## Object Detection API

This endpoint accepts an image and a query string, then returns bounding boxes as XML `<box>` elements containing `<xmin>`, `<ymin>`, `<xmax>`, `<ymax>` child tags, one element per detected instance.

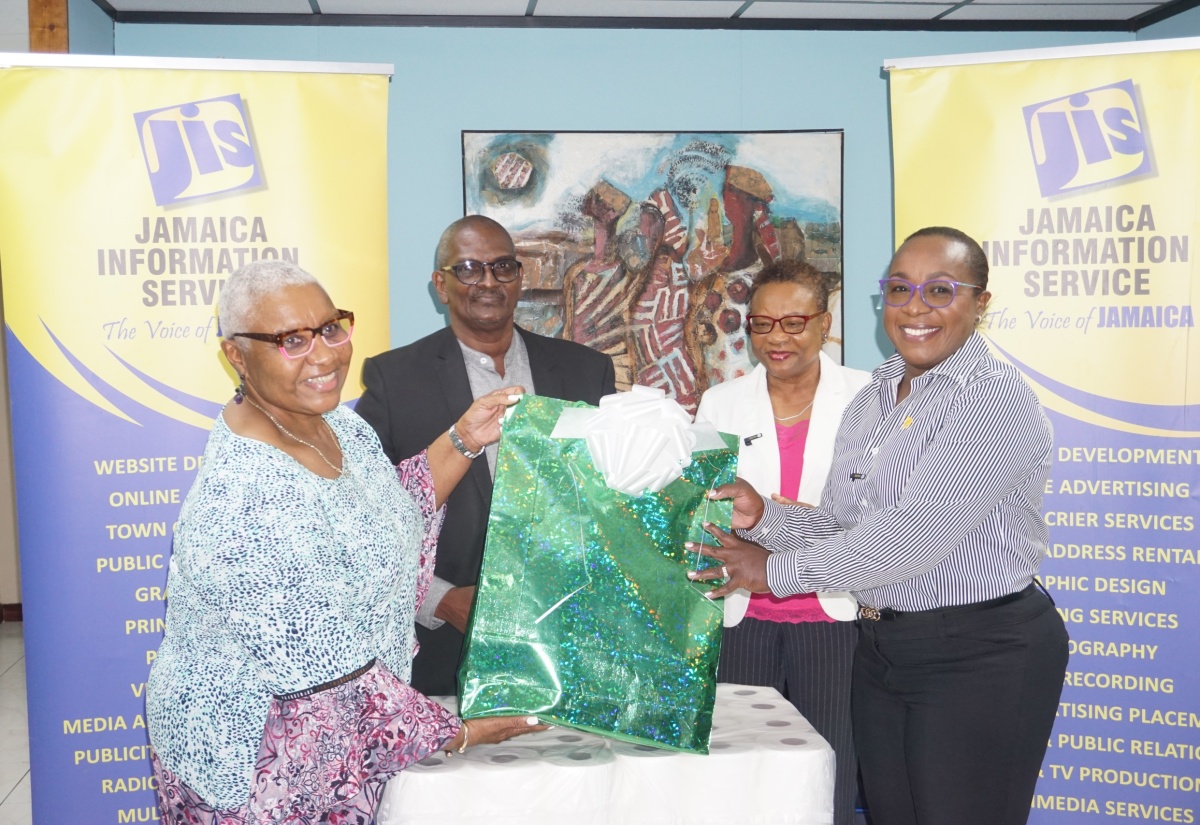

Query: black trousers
<box><xmin>853</xmin><ymin>587</ymin><xmax>1069</xmax><ymax>825</ymax></box>
<box><xmin>719</xmin><ymin>617</ymin><xmax>859</xmax><ymax>825</ymax></box>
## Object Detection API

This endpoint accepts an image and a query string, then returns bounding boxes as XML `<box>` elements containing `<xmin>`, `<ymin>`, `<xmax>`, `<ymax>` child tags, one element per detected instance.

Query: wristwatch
<box><xmin>448</xmin><ymin>424</ymin><xmax>484</xmax><ymax>459</ymax></box>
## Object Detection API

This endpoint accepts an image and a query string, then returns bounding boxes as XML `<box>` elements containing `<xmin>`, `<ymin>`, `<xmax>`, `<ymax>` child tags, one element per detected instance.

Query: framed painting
<box><xmin>463</xmin><ymin>131</ymin><xmax>844</xmax><ymax>414</ymax></box>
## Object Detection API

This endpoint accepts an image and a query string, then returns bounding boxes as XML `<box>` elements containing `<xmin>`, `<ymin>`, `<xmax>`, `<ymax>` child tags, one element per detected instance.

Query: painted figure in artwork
<box><xmin>466</xmin><ymin>132</ymin><xmax>844</xmax><ymax>415</ymax></box>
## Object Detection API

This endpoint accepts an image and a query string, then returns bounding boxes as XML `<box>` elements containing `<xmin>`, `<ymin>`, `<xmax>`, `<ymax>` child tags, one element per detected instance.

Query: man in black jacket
<box><xmin>356</xmin><ymin>215</ymin><xmax>616</xmax><ymax>696</ymax></box>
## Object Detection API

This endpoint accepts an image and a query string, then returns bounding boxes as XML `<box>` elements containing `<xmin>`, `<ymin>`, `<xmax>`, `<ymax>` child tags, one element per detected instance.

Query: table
<box><xmin>376</xmin><ymin>683</ymin><xmax>834</xmax><ymax>825</ymax></box>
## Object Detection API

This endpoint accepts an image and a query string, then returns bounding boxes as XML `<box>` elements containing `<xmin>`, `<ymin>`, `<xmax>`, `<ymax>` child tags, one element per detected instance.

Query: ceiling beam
<box><xmin>92</xmin><ymin>10</ymin><xmax>1136</xmax><ymax>32</ymax></box>
<box><xmin>1129</xmin><ymin>0</ymin><xmax>1200</xmax><ymax>26</ymax></box>
<box><xmin>29</xmin><ymin>0</ymin><xmax>69</xmax><ymax>52</ymax></box>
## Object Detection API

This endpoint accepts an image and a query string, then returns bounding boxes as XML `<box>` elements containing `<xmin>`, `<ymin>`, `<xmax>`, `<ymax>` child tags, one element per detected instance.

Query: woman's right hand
<box><xmin>447</xmin><ymin>716</ymin><xmax>549</xmax><ymax>753</ymax></box>
<box><xmin>455</xmin><ymin>386</ymin><xmax>525</xmax><ymax>453</ymax></box>
<box><xmin>706</xmin><ymin>477</ymin><xmax>766</xmax><ymax>530</ymax></box>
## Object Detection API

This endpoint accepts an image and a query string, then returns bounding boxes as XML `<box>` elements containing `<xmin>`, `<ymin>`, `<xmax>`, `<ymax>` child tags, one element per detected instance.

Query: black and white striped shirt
<box><xmin>746</xmin><ymin>333</ymin><xmax>1053</xmax><ymax>612</ymax></box>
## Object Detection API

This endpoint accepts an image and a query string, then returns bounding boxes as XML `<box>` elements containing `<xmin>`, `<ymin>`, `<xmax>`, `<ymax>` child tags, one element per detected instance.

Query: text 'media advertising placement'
<box><xmin>889</xmin><ymin>39</ymin><xmax>1200</xmax><ymax>823</ymax></box>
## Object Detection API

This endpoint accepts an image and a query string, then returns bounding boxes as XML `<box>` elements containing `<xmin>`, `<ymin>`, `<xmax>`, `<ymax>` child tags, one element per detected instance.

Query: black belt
<box><xmin>274</xmin><ymin>658</ymin><xmax>376</xmax><ymax>702</ymax></box>
<box><xmin>858</xmin><ymin>584</ymin><xmax>1039</xmax><ymax>622</ymax></box>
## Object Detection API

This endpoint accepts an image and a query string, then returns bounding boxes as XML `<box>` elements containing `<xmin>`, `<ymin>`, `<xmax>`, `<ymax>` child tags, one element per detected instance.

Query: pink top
<box><xmin>744</xmin><ymin>418</ymin><xmax>833</xmax><ymax>624</ymax></box>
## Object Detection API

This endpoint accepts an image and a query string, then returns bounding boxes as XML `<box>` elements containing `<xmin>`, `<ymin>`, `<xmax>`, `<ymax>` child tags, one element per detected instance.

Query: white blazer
<box><xmin>695</xmin><ymin>352</ymin><xmax>871</xmax><ymax>627</ymax></box>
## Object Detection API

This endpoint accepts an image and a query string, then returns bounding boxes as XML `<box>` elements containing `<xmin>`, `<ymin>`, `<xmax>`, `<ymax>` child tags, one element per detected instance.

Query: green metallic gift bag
<box><xmin>458</xmin><ymin>394</ymin><xmax>738</xmax><ymax>753</ymax></box>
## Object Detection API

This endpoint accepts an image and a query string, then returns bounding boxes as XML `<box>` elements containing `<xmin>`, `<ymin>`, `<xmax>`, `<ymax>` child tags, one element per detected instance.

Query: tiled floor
<box><xmin>0</xmin><ymin>622</ymin><xmax>30</xmax><ymax>825</ymax></box>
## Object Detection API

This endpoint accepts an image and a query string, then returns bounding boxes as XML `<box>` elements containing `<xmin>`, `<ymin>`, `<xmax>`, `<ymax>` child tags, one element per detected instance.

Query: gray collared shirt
<box><xmin>458</xmin><ymin>331</ymin><xmax>535</xmax><ymax>477</ymax></box>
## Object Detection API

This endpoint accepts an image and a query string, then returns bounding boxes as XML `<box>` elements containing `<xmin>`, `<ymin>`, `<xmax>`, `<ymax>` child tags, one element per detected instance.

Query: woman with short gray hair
<box><xmin>147</xmin><ymin>260</ymin><xmax>545</xmax><ymax>824</ymax></box>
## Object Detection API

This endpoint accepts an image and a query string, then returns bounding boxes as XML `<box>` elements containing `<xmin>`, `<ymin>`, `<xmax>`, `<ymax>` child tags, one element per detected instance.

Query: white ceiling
<box><xmin>92</xmin><ymin>0</ymin><xmax>1194</xmax><ymax>28</ymax></box>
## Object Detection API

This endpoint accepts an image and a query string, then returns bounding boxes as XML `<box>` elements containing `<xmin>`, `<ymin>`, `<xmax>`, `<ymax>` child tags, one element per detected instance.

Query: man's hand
<box><xmin>434</xmin><ymin>585</ymin><xmax>476</xmax><ymax>634</ymax></box>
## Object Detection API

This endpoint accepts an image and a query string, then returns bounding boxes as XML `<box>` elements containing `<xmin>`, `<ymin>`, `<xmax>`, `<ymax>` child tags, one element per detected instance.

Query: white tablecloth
<box><xmin>376</xmin><ymin>683</ymin><xmax>834</xmax><ymax>825</ymax></box>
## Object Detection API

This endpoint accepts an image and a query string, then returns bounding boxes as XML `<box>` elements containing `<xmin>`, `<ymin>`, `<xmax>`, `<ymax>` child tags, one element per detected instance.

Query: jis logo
<box><xmin>134</xmin><ymin>94</ymin><xmax>262</xmax><ymax>206</ymax></box>
<box><xmin>1023</xmin><ymin>80</ymin><xmax>1150</xmax><ymax>198</ymax></box>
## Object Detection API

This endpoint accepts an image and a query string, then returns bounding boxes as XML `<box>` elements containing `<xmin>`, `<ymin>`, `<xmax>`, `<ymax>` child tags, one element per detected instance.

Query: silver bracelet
<box><xmin>448</xmin><ymin>424</ymin><xmax>484</xmax><ymax>459</ymax></box>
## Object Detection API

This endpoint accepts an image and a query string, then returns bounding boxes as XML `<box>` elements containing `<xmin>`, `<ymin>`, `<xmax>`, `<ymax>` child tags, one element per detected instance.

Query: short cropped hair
<box><xmin>434</xmin><ymin>215</ymin><xmax>513</xmax><ymax>269</ymax></box>
<box><xmin>901</xmin><ymin>226</ymin><xmax>989</xmax><ymax>290</ymax></box>
<box><xmin>747</xmin><ymin>259</ymin><xmax>831</xmax><ymax>313</ymax></box>
<box><xmin>219</xmin><ymin>260</ymin><xmax>320</xmax><ymax>347</ymax></box>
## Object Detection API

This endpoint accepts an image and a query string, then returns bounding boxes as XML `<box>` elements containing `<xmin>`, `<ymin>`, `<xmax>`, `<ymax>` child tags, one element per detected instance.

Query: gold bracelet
<box><xmin>445</xmin><ymin>720</ymin><xmax>470</xmax><ymax>756</ymax></box>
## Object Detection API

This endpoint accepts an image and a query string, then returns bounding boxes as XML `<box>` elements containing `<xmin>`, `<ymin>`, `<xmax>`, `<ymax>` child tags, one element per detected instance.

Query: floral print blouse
<box><xmin>147</xmin><ymin>404</ymin><xmax>444</xmax><ymax>808</ymax></box>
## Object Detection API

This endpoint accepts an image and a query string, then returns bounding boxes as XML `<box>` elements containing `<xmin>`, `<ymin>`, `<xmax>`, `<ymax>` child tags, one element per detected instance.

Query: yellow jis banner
<box><xmin>0</xmin><ymin>59</ymin><xmax>391</xmax><ymax>427</ymax></box>
<box><xmin>889</xmin><ymin>40</ymin><xmax>1200</xmax><ymax>822</ymax></box>
<box><xmin>889</xmin><ymin>41</ymin><xmax>1199</xmax><ymax>437</ymax></box>
<box><xmin>0</xmin><ymin>56</ymin><xmax>391</xmax><ymax>825</ymax></box>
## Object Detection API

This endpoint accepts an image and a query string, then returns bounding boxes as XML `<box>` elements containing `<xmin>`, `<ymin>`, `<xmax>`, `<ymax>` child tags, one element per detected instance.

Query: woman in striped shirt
<box><xmin>691</xmin><ymin>227</ymin><xmax>1069</xmax><ymax>825</ymax></box>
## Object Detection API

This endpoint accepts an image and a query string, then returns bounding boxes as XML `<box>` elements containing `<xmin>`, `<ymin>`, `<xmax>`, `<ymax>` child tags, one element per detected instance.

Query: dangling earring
<box><xmin>821</xmin><ymin>333</ymin><xmax>828</xmax><ymax>343</ymax></box>
<box><xmin>234</xmin><ymin>375</ymin><xmax>247</xmax><ymax>404</ymax></box>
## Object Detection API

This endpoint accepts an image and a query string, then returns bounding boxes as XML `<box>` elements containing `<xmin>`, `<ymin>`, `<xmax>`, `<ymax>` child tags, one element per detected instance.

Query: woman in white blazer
<box><xmin>696</xmin><ymin>260</ymin><xmax>870</xmax><ymax>825</ymax></box>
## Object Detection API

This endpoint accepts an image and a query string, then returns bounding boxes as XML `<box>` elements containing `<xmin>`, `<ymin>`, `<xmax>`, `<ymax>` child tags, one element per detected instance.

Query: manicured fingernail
<box><xmin>509</xmin><ymin>394</ymin><xmax>522</xmax><ymax>401</ymax></box>
<box><xmin>684</xmin><ymin>541</ymin><xmax>695</xmax><ymax>549</ymax></box>
<box><xmin>704</xmin><ymin>591</ymin><xmax>715</xmax><ymax>600</ymax></box>
<box><xmin>686</xmin><ymin>571</ymin><xmax>698</xmax><ymax>579</ymax></box>
<box><xmin>526</xmin><ymin>716</ymin><xmax>540</xmax><ymax>726</ymax></box>
<box><xmin>702</xmin><ymin>522</ymin><xmax>712</xmax><ymax>529</ymax></box>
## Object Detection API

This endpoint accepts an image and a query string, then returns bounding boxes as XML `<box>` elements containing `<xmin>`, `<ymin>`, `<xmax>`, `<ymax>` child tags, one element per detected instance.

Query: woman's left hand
<box><xmin>770</xmin><ymin>493</ymin><xmax>812</xmax><ymax>507</ymax></box>
<box><xmin>455</xmin><ymin>386</ymin><xmax>525</xmax><ymax>453</ymax></box>
<box><xmin>447</xmin><ymin>716</ymin><xmax>550</xmax><ymax>754</ymax></box>
<box><xmin>685</xmin><ymin>522</ymin><xmax>772</xmax><ymax>599</ymax></box>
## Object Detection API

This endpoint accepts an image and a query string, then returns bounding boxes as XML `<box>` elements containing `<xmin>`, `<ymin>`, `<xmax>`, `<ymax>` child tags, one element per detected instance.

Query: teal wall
<box><xmin>1138</xmin><ymin>8</ymin><xmax>1200</xmax><ymax>38</ymax></box>
<box><xmin>115</xmin><ymin>24</ymin><xmax>1131</xmax><ymax>369</ymax></box>
<box><xmin>68</xmin><ymin>0</ymin><xmax>113</xmax><ymax>54</ymax></box>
